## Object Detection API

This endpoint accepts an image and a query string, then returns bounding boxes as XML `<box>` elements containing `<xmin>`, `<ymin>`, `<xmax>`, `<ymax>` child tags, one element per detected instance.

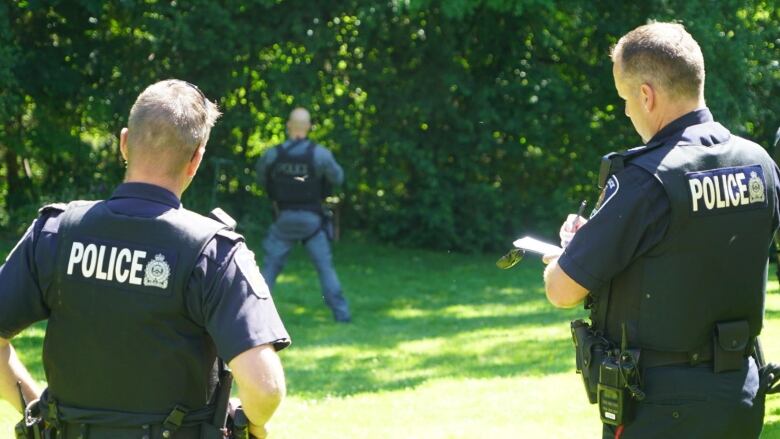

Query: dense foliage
<box><xmin>0</xmin><ymin>0</ymin><xmax>778</xmax><ymax>251</ymax></box>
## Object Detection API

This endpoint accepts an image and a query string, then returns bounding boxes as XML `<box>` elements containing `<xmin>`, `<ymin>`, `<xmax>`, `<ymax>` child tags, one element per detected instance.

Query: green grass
<box><xmin>1</xmin><ymin>233</ymin><xmax>779</xmax><ymax>438</ymax></box>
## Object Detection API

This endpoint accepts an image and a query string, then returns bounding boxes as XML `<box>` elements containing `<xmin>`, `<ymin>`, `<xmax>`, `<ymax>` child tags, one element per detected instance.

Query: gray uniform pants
<box><xmin>262</xmin><ymin>210</ymin><xmax>350</xmax><ymax>321</ymax></box>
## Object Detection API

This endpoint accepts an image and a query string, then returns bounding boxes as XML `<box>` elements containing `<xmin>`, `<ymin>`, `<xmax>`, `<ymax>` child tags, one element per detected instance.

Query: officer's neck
<box><xmin>123</xmin><ymin>171</ymin><xmax>185</xmax><ymax>199</ymax></box>
<box><xmin>649</xmin><ymin>99</ymin><xmax>704</xmax><ymax>141</ymax></box>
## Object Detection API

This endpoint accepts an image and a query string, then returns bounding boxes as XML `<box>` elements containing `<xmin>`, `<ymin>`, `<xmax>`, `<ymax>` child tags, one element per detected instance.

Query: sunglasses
<box><xmin>495</xmin><ymin>248</ymin><xmax>524</xmax><ymax>269</ymax></box>
<box><xmin>183</xmin><ymin>80</ymin><xmax>208</xmax><ymax>107</ymax></box>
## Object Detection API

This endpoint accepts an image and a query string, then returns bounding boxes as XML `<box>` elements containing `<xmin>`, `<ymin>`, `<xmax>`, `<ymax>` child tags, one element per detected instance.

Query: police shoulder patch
<box><xmin>235</xmin><ymin>248</ymin><xmax>270</xmax><ymax>299</ymax></box>
<box><xmin>591</xmin><ymin>174</ymin><xmax>620</xmax><ymax>218</ymax></box>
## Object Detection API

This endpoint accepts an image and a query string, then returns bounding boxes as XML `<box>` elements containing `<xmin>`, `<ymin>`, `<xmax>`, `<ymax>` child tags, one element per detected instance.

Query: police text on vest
<box><xmin>67</xmin><ymin>242</ymin><xmax>147</xmax><ymax>285</ymax></box>
<box><xmin>686</xmin><ymin>165</ymin><xmax>766</xmax><ymax>213</ymax></box>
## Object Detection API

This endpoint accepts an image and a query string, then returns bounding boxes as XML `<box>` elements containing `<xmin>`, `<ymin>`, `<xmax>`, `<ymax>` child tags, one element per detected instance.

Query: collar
<box><xmin>646</xmin><ymin>108</ymin><xmax>715</xmax><ymax>146</ymax></box>
<box><xmin>109</xmin><ymin>182</ymin><xmax>181</xmax><ymax>209</ymax></box>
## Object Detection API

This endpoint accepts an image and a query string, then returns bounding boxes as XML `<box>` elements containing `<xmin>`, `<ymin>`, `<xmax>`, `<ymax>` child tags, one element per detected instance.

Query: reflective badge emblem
<box><xmin>143</xmin><ymin>254</ymin><xmax>171</xmax><ymax>289</ymax></box>
<box><xmin>749</xmin><ymin>171</ymin><xmax>765</xmax><ymax>203</ymax></box>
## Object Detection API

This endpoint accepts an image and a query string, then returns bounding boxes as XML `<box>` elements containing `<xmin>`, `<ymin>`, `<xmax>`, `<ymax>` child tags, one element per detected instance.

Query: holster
<box><xmin>226</xmin><ymin>407</ymin><xmax>250</xmax><ymax>439</ymax></box>
<box><xmin>571</xmin><ymin>319</ymin><xmax>609</xmax><ymax>404</ymax></box>
<box><xmin>713</xmin><ymin>320</ymin><xmax>750</xmax><ymax>373</ymax></box>
<box><xmin>15</xmin><ymin>400</ymin><xmax>45</xmax><ymax>439</ymax></box>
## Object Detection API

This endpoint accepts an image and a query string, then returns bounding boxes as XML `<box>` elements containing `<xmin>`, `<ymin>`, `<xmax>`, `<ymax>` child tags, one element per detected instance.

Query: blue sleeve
<box><xmin>557</xmin><ymin>164</ymin><xmax>670</xmax><ymax>291</ymax></box>
<box><xmin>188</xmin><ymin>238</ymin><xmax>290</xmax><ymax>362</ymax></box>
<box><xmin>316</xmin><ymin>145</ymin><xmax>344</xmax><ymax>186</ymax></box>
<box><xmin>0</xmin><ymin>215</ymin><xmax>55</xmax><ymax>338</ymax></box>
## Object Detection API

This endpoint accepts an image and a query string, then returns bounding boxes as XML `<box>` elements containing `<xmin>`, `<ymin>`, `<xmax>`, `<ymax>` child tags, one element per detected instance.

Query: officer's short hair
<box><xmin>127</xmin><ymin>80</ymin><xmax>221</xmax><ymax>173</ymax></box>
<box><xmin>611</xmin><ymin>22</ymin><xmax>705</xmax><ymax>101</ymax></box>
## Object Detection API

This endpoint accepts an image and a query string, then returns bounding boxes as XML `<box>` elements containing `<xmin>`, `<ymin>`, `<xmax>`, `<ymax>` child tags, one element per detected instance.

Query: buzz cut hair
<box><xmin>611</xmin><ymin>22</ymin><xmax>705</xmax><ymax>101</ymax></box>
<box><xmin>126</xmin><ymin>79</ymin><xmax>221</xmax><ymax>175</ymax></box>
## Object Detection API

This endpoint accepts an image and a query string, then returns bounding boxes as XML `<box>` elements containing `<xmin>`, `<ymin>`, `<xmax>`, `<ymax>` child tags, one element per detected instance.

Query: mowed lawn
<box><xmin>0</xmin><ymin>233</ymin><xmax>778</xmax><ymax>438</ymax></box>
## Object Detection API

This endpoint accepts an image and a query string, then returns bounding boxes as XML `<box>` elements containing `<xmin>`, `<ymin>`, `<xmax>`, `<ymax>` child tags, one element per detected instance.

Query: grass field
<box><xmin>0</xmin><ymin>233</ymin><xmax>778</xmax><ymax>438</ymax></box>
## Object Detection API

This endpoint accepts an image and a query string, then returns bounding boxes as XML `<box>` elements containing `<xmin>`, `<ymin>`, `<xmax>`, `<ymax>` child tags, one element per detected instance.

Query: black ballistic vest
<box><xmin>591</xmin><ymin>124</ymin><xmax>776</xmax><ymax>352</ymax></box>
<box><xmin>268</xmin><ymin>140</ymin><xmax>326</xmax><ymax>211</ymax></box>
<box><xmin>46</xmin><ymin>200</ymin><xmax>235</xmax><ymax>413</ymax></box>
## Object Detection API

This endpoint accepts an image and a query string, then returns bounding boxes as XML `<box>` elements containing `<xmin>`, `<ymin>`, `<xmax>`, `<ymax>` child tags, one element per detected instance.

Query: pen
<box><xmin>577</xmin><ymin>200</ymin><xmax>587</xmax><ymax>220</ymax></box>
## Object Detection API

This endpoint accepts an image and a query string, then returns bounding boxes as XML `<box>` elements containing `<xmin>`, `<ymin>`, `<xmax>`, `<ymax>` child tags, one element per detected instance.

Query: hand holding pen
<box><xmin>559</xmin><ymin>200</ymin><xmax>588</xmax><ymax>248</ymax></box>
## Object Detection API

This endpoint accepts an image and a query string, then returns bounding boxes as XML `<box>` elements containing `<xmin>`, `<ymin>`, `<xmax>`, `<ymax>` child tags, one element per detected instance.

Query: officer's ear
<box><xmin>119</xmin><ymin>128</ymin><xmax>129</xmax><ymax>161</ymax></box>
<box><xmin>186</xmin><ymin>144</ymin><xmax>206</xmax><ymax>177</ymax></box>
<box><xmin>640</xmin><ymin>83</ymin><xmax>655</xmax><ymax>112</ymax></box>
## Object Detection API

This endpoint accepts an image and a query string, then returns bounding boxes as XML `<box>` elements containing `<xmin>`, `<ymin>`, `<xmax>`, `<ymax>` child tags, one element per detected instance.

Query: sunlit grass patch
<box><xmin>0</xmin><ymin>234</ymin><xmax>778</xmax><ymax>437</ymax></box>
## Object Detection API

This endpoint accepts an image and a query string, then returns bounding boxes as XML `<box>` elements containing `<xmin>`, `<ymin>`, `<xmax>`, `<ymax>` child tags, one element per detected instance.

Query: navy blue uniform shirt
<box><xmin>559</xmin><ymin>108</ymin><xmax>780</xmax><ymax>291</ymax></box>
<box><xmin>0</xmin><ymin>182</ymin><xmax>290</xmax><ymax>362</ymax></box>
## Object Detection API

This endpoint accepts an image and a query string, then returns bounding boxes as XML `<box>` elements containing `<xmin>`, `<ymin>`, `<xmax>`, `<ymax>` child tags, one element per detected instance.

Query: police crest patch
<box><xmin>143</xmin><ymin>254</ymin><xmax>171</xmax><ymax>289</ymax></box>
<box><xmin>749</xmin><ymin>171</ymin><xmax>765</xmax><ymax>203</ymax></box>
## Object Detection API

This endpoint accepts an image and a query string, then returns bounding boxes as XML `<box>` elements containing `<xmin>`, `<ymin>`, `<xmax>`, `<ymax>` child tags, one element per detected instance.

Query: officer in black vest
<box><xmin>255</xmin><ymin>108</ymin><xmax>351</xmax><ymax>322</ymax></box>
<box><xmin>542</xmin><ymin>23</ymin><xmax>780</xmax><ymax>438</ymax></box>
<box><xmin>0</xmin><ymin>80</ymin><xmax>290</xmax><ymax>438</ymax></box>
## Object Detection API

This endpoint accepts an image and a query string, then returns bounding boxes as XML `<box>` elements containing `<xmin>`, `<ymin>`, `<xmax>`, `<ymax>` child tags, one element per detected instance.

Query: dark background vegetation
<box><xmin>0</xmin><ymin>0</ymin><xmax>778</xmax><ymax>251</ymax></box>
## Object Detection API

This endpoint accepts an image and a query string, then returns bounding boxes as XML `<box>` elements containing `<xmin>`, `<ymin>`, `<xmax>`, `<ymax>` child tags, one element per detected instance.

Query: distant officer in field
<box><xmin>255</xmin><ymin>108</ymin><xmax>351</xmax><ymax>323</ymax></box>
<box><xmin>543</xmin><ymin>23</ymin><xmax>780</xmax><ymax>438</ymax></box>
<box><xmin>0</xmin><ymin>79</ymin><xmax>290</xmax><ymax>438</ymax></box>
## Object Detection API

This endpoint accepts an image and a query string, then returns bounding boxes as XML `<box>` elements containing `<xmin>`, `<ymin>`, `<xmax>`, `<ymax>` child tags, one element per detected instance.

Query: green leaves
<box><xmin>0</xmin><ymin>1</ymin><xmax>778</xmax><ymax>250</ymax></box>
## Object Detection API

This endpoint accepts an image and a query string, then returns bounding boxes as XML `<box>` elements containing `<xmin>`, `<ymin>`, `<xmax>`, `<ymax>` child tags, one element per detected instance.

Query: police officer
<box><xmin>542</xmin><ymin>23</ymin><xmax>780</xmax><ymax>438</ymax></box>
<box><xmin>255</xmin><ymin>108</ymin><xmax>351</xmax><ymax>322</ymax></box>
<box><xmin>0</xmin><ymin>80</ymin><xmax>290</xmax><ymax>438</ymax></box>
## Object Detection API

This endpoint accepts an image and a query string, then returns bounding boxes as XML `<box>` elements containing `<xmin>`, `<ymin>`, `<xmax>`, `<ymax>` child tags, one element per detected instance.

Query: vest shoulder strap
<box><xmin>208</xmin><ymin>207</ymin><xmax>237</xmax><ymax>230</ymax></box>
<box><xmin>38</xmin><ymin>202</ymin><xmax>68</xmax><ymax>216</ymax></box>
<box><xmin>39</xmin><ymin>200</ymin><xmax>98</xmax><ymax>218</ymax></box>
<box><xmin>597</xmin><ymin>141</ymin><xmax>668</xmax><ymax>189</ymax></box>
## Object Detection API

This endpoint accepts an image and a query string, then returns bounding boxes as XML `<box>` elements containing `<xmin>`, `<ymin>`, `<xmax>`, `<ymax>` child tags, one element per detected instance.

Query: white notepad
<box><xmin>512</xmin><ymin>236</ymin><xmax>562</xmax><ymax>255</ymax></box>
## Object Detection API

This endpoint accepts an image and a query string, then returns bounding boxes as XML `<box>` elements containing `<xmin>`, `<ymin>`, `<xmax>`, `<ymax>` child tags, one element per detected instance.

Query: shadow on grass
<box><xmin>272</xmin><ymin>238</ymin><xmax>582</xmax><ymax>398</ymax></box>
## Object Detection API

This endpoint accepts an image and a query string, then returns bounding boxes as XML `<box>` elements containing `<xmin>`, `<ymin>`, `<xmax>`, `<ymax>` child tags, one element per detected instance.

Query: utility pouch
<box><xmin>714</xmin><ymin>320</ymin><xmax>749</xmax><ymax>373</ymax></box>
<box><xmin>571</xmin><ymin>319</ymin><xmax>608</xmax><ymax>404</ymax></box>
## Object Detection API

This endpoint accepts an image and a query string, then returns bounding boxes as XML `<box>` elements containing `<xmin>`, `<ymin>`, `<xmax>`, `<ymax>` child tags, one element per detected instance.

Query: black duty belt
<box><xmin>640</xmin><ymin>348</ymin><xmax>713</xmax><ymax>369</ymax></box>
<box><xmin>58</xmin><ymin>423</ymin><xmax>202</xmax><ymax>439</ymax></box>
<box><xmin>640</xmin><ymin>340</ymin><xmax>755</xmax><ymax>370</ymax></box>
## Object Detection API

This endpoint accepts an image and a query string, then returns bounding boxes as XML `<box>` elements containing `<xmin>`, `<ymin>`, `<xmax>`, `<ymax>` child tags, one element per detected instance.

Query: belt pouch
<box><xmin>714</xmin><ymin>320</ymin><xmax>749</xmax><ymax>373</ymax></box>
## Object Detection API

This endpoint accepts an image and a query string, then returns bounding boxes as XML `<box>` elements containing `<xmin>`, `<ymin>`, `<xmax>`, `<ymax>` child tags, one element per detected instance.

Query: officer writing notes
<box><xmin>0</xmin><ymin>80</ymin><xmax>290</xmax><ymax>438</ymax></box>
<box><xmin>255</xmin><ymin>108</ymin><xmax>351</xmax><ymax>323</ymax></box>
<box><xmin>543</xmin><ymin>23</ymin><xmax>780</xmax><ymax>438</ymax></box>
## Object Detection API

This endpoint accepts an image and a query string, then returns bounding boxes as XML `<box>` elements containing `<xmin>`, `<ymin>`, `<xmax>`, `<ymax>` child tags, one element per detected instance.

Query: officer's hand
<box><xmin>560</xmin><ymin>214</ymin><xmax>587</xmax><ymax>248</ymax></box>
